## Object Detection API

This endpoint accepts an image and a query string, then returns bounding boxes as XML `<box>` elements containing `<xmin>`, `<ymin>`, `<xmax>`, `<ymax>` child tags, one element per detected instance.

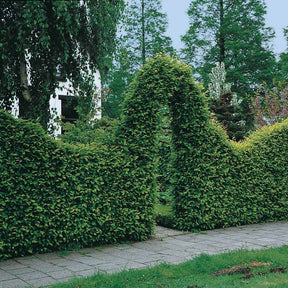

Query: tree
<box><xmin>251</xmin><ymin>81</ymin><xmax>288</xmax><ymax>129</ymax></box>
<box><xmin>0</xmin><ymin>0</ymin><xmax>124</xmax><ymax>131</ymax></box>
<box><xmin>277</xmin><ymin>28</ymin><xmax>288</xmax><ymax>82</ymax></box>
<box><xmin>181</xmin><ymin>0</ymin><xmax>276</xmax><ymax>102</ymax></box>
<box><xmin>208</xmin><ymin>62</ymin><xmax>246</xmax><ymax>140</ymax></box>
<box><xmin>208</xmin><ymin>62</ymin><xmax>231</xmax><ymax>100</ymax></box>
<box><xmin>102</xmin><ymin>0</ymin><xmax>175</xmax><ymax>119</ymax></box>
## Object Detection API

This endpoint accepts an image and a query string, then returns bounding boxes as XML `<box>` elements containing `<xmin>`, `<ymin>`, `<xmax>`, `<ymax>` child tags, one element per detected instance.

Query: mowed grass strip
<box><xmin>45</xmin><ymin>245</ymin><xmax>288</xmax><ymax>288</ymax></box>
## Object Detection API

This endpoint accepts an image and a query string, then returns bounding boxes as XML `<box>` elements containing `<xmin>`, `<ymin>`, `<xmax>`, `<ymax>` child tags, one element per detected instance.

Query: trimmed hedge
<box><xmin>116</xmin><ymin>54</ymin><xmax>288</xmax><ymax>232</ymax></box>
<box><xmin>1</xmin><ymin>54</ymin><xmax>288</xmax><ymax>259</ymax></box>
<box><xmin>0</xmin><ymin>111</ymin><xmax>155</xmax><ymax>260</ymax></box>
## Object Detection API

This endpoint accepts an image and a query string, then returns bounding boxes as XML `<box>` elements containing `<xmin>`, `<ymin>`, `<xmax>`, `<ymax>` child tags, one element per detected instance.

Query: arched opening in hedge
<box><xmin>118</xmin><ymin>54</ymin><xmax>288</xmax><ymax>231</ymax></box>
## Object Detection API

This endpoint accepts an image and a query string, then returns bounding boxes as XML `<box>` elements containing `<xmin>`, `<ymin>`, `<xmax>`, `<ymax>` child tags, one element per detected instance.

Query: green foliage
<box><xmin>276</xmin><ymin>27</ymin><xmax>288</xmax><ymax>82</ymax></box>
<box><xmin>208</xmin><ymin>62</ymin><xmax>247</xmax><ymax>140</ymax></box>
<box><xmin>59</xmin><ymin>117</ymin><xmax>118</xmax><ymax>146</ymax></box>
<box><xmin>0</xmin><ymin>0</ymin><xmax>124</xmax><ymax>129</ymax></box>
<box><xmin>116</xmin><ymin>54</ymin><xmax>288</xmax><ymax>232</ymax></box>
<box><xmin>181</xmin><ymin>0</ymin><xmax>277</xmax><ymax>134</ymax></box>
<box><xmin>103</xmin><ymin>0</ymin><xmax>175</xmax><ymax>119</ymax></box>
<box><xmin>174</xmin><ymin>116</ymin><xmax>288</xmax><ymax>231</ymax></box>
<box><xmin>0</xmin><ymin>110</ymin><xmax>154</xmax><ymax>260</ymax></box>
<box><xmin>155</xmin><ymin>203</ymin><xmax>175</xmax><ymax>228</ymax></box>
<box><xmin>182</xmin><ymin>0</ymin><xmax>276</xmax><ymax>93</ymax></box>
<box><xmin>1</xmin><ymin>54</ymin><xmax>288</xmax><ymax>260</ymax></box>
<box><xmin>210</xmin><ymin>92</ymin><xmax>247</xmax><ymax>141</ymax></box>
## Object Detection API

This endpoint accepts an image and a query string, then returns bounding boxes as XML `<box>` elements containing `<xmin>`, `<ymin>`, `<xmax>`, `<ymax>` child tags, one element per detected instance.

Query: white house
<box><xmin>49</xmin><ymin>71</ymin><xmax>102</xmax><ymax>136</ymax></box>
<box><xmin>12</xmin><ymin>69</ymin><xmax>102</xmax><ymax>137</ymax></box>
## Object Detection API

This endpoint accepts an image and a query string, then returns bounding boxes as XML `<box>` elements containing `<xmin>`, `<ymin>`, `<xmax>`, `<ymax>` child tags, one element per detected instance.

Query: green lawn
<box><xmin>46</xmin><ymin>245</ymin><xmax>288</xmax><ymax>288</ymax></box>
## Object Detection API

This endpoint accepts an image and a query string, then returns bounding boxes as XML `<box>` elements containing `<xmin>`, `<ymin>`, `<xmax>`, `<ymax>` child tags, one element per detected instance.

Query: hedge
<box><xmin>116</xmin><ymin>54</ymin><xmax>288</xmax><ymax>231</ymax></box>
<box><xmin>1</xmin><ymin>54</ymin><xmax>288</xmax><ymax>259</ymax></box>
<box><xmin>0</xmin><ymin>110</ymin><xmax>155</xmax><ymax>260</ymax></box>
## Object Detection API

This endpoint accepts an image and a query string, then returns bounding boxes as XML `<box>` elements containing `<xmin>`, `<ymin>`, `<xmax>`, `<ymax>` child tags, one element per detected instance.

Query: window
<box><xmin>59</xmin><ymin>95</ymin><xmax>78</xmax><ymax>125</ymax></box>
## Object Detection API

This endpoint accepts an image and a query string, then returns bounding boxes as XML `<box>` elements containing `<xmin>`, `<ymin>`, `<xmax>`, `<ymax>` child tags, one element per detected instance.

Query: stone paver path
<box><xmin>1</xmin><ymin>222</ymin><xmax>288</xmax><ymax>288</ymax></box>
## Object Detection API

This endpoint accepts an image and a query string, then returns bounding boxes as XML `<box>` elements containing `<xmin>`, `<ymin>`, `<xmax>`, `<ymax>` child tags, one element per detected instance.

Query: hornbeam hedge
<box><xmin>1</xmin><ymin>55</ymin><xmax>288</xmax><ymax>259</ymax></box>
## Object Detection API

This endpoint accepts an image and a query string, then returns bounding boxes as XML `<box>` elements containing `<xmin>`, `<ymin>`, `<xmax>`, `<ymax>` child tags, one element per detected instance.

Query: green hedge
<box><xmin>0</xmin><ymin>111</ymin><xmax>155</xmax><ymax>260</ymax></box>
<box><xmin>1</xmin><ymin>55</ymin><xmax>288</xmax><ymax>259</ymax></box>
<box><xmin>115</xmin><ymin>54</ymin><xmax>288</xmax><ymax>232</ymax></box>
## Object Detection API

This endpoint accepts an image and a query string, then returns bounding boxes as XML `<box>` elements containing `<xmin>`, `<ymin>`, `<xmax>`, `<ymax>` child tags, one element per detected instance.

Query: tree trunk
<box><xmin>219</xmin><ymin>0</ymin><xmax>225</xmax><ymax>63</ymax></box>
<box><xmin>141</xmin><ymin>0</ymin><xmax>146</xmax><ymax>64</ymax></box>
<box><xmin>19</xmin><ymin>52</ymin><xmax>31</xmax><ymax>103</ymax></box>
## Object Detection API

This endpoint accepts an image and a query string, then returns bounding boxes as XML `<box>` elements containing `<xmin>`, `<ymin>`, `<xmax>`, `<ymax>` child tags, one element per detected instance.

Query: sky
<box><xmin>161</xmin><ymin>0</ymin><xmax>288</xmax><ymax>56</ymax></box>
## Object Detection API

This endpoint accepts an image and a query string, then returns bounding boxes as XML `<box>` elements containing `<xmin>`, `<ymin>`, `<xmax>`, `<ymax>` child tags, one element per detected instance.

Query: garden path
<box><xmin>1</xmin><ymin>222</ymin><xmax>288</xmax><ymax>288</ymax></box>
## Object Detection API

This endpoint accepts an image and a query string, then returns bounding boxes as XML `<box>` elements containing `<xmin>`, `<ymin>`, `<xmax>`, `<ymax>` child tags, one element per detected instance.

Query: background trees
<box><xmin>103</xmin><ymin>0</ymin><xmax>175</xmax><ymax>119</ymax></box>
<box><xmin>181</xmin><ymin>0</ymin><xmax>277</xmax><ymax>135</ymax></box>
<box><xmin>182</xmin><ymin>0</ymin><xmax>276</xmax><ymax>94</ymax></box>
<box><xmin>0</xmin><ymin>0</ymin><xmax>124</xmax><ymax>131</ymax></box>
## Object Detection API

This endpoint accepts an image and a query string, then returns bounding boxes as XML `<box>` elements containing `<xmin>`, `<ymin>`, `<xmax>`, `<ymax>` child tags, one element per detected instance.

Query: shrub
<box><xmin>1</xmin><ymin>54</ymin><xmax>288</xmax><ymax>260</ymax></box>
<box><xmin>0</xmin><ymin>111</ymin><xmax>154</xmax><ymax>260</ymax></box>
<box><xmin>114</xmin><ymin>54</ymin><xmax>288</xmax><ymax>232</ymax></box>
<box><xmin>251</xmin><ymin>82</ymin><xmax>288</xmax><ymax>128</ymax></box>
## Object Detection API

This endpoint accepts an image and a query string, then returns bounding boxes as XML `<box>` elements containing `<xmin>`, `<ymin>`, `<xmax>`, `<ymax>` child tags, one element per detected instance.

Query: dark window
<box><xmin>59</xmin><ymin>95</ymin><xmax>78</xmax><ymax>125</ymax></box>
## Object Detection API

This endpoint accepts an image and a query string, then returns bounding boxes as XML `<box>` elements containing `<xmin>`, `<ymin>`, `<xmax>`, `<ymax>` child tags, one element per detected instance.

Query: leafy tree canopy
<box><xmin>181</xmin><ymin>0</ymin><xmax>276</xmax><ymax>101</ymax></box>
<box><xmin>102</xmin><ymin>0</ymin><xmax>175</xmax><ymax>119</ymax></box>
<box><xmin>0</xmin><ymin>0</ymin><xmax>124</xmax><ymax>130</ymax></box>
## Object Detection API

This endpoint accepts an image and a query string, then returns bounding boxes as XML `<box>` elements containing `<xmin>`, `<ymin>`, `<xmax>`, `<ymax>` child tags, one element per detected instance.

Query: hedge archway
<box><xmin>118</xmin><ymin>54</ymin><xmax>288</xmax><ymax>231</ymax></box>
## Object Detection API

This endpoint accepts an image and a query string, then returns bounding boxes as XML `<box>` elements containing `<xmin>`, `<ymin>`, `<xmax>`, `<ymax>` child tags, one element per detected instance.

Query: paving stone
<box><xmin>29</xmin><ymin>263</ymin><xmax>60</xmax><ymax>273</ymax></box>
<box><xmin>0</xmin><ymin>262</ymin><xmax>28</xmax><ymax>271</ymax></box>
<box><xmin>25</xmin><ymin>276</ymin><xmax>59</xmax><ymax>287</ymax></box>
<box><xmin>34</xmin><ymin>252</ymin><xmax>62</xmax><ymax>262</ymax></box>
<box><xmin>75</xmin><ymin>269</ymin><xmax>98</xmax><ymax>278</ymax></box>
<box><xmin>97</xmin><ymin>263</ymin><xmax>124</xmax><ymax>274</ymax></box>
<box><xmin>0</xmin><ymin>222</ymin><xmax>288</xmax><ymax>288</ymax></box>
<box><xmin>46</xmin><ymin>269</ymin><xmax>75</xmax><ymax>280</ymax></box>
<box><xmin>159</xmin><ymin>254</ymin><xmax>186</xmax><ymax>264</ymax></box>
<box><xmin>0</xmin><ymin>279</ymin><xmax>29</xmax><ymax>288</ymax></box>
<box><xmin>76</xmin><ymin>256</ymin><xmax>108</xmax><ymax>266</ymax></box>
<box><xmin>0</xmin><ymin>269</ymin><xmax>16</xmax><ymax>281</ymax></box>
<box><xmin>65</xmin><ymin>262</ymin><xmax>93</xmax><ymax>272</ymax></box>
<box><xmin>8</xmin><ymin>267</ymin><xmax>35</xmax><ymax>276</ymax></box>
<box><xmin>18</xmin><ymin>271</ymin><xmax>48</xmax><ymax>282</ymax></box>
<box><xmin>130</xmin><ymin>240</ymin><xmax>168</xmax><ymax>252</ymax></box>
<box><xmin>47</xmin><ymin>259</ymin><xmax>78</xmax><ymax>267</ymax></box>
<box><xmin>117</xmin><ymin>261</ymin><xmax>147</xmax><ymax>271</ymax></box>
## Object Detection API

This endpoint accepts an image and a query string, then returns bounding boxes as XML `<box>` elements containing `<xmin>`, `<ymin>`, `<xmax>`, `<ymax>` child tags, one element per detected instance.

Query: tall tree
<box><xmin>277</xmin><ymin>28</ymin><xmax>288</xmax><ymax>82</ymax></box>
<box><xmin>0</xmin><ymin>0</ymin><xmax>124</xmax><ymax>130</ymax></box>
<box><xmin>102</xmin><ymin>0</ymin><xmax>175</xmax><ymax>118</ymax></box>
<box><xmin>181</xmin><ymin>0</ymin><xmax>276</xmax><ymax>102</ymax></box>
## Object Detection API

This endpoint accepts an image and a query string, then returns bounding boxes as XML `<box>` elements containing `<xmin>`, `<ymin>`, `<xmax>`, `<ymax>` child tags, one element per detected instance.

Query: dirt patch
<box><xmin>212</xmin><ymin>265</ymin><xmax>251</xmax><ymax>276</ymax></box>
<box><xmin>212</xmin><ymin>261</ymin><xmax>286</xmax><ymax>280</ymax></box>
<box><xmin>270</xmin><ymin>267</ymin><xmax>287</xmax><ymax>273</ymax></box>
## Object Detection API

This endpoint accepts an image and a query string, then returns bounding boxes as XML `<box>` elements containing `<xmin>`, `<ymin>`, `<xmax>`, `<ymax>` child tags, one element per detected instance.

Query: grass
<box><xmin>45</xmin><ymin>245</ymin><xmax>288</xmax><ymax>288</ymax></box>
<box><xmin>155</xmin><ymin>202</ymin><xmax>175</xmax><ymax>228</ymax></box>
<box><xmin>155</xmin><ymin>203</ymin><xmax>173</xmax><ymax>216</ymax></box>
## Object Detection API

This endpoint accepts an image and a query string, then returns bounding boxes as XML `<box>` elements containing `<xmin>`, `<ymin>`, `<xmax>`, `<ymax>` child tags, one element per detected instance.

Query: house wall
<box><xmin>12</xmin><ymin>70</ymin><xmax>101</xmax><ymax>137</ymax></box>
<box><xmin>49</xmin><ymin>70</ymin><xmax>102</xmax><ymax>136</ymax></box>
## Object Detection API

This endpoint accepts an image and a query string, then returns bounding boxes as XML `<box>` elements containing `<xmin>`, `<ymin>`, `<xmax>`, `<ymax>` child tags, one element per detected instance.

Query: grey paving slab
<box><xmin>0</xmin><ymin>269</ymin><xmax>16</xmax><ymax>281</ymax></box>
<box><xmin>0</xmin><ymin>221</ymin><xmax>288</xmax><ymax>288</ymax></box>
<box><xmin>8</xmin><ymin>267</ymin><xmax>36</xmax><ymax>276</ymax></box>
<box><xmin>0</xmin><ymin>279</ymin><xmax>28</xmax><ymax>288</ymax></box>
<box><xmin>46</xmin><ymin>269</ymin><xmax>75</xmax><ymax>280</ymax></box>
<box><xmin>25</xmin><ymin>277</ymin><xmax>59</xmax><ymax>288</ymax></box>
<box><xmin>74</xmin><ymin>269</ymin><xmax>98</xmax><ymax>278</ymax></box>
